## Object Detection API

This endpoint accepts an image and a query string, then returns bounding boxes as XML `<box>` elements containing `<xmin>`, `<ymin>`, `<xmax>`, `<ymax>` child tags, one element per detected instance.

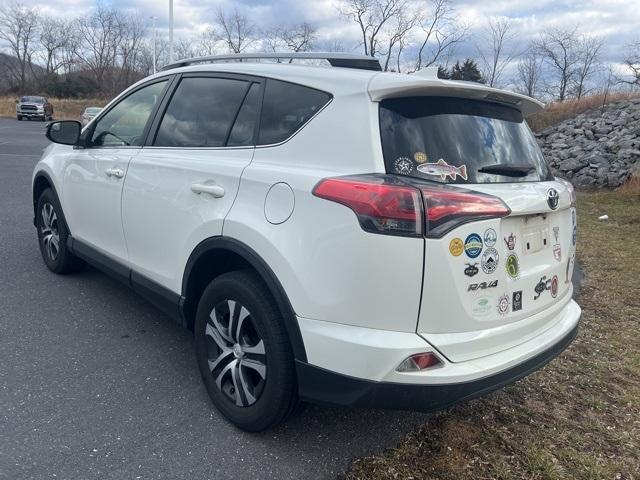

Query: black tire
<box><xmin>17</xmin><ymin>116</ymin><xmax>22</xmax><ymax>121</ymax></box>
<box><xmin>35</xmin><ymin>188</ymin><xmax>85</xmax><ymax>274</ymax></box>
<box><xmin>194</xmin><ymin>270</ymin><xmax>299</xmax><ymax>432</ymax></box>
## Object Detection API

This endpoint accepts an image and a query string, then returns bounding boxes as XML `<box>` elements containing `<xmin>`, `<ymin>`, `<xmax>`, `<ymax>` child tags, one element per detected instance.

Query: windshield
<box><xmin>21</xmin><ymin>96</ymin><xmax>45</xmax><ymax>104</ymax></box>
<box><xmin>379</xmin><ymin>96</ymin><xmax>552</xmax><ymax>184</ymax></box>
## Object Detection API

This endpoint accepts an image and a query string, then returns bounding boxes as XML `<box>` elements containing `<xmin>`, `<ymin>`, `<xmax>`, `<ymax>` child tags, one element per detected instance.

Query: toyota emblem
<box><xmin>547</xmin><ymin>188</ymin><xmax>559</xmax><ymax>210</ymax></box>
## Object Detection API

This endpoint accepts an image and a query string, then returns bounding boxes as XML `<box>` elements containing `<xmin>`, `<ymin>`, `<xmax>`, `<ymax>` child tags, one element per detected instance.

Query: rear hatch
<box><xmin>379</xmin><ymin>95</ymin><xmax>577</xmax><ymax>362</ymax></box>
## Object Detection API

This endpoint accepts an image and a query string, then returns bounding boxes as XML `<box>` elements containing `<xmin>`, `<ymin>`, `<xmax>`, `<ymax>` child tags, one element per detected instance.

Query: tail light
<box><xmin>419</xmin><ymin>183</ymin><xmax>510</xmax><ymax>238</ymax></box>
<box><xmin>313</xmin><ymin>175</ymin><xmax>510</xmax><ymax>238</ymax></box>
<box><xmin>312</xmin><ymin>175</ymin><xmax>422</xmax><ymax>237</ymax></box>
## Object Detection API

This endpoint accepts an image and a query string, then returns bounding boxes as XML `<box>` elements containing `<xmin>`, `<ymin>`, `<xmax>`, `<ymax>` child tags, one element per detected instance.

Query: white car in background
<box><xmin>80</xmin><ymin>107</ymin><xmax>103</xmax><ymax>127</ymax></box>
<box><xmin>31</xmin><ymin>52</ymin><xmax>581</xmax><ymax>432</ymax></box>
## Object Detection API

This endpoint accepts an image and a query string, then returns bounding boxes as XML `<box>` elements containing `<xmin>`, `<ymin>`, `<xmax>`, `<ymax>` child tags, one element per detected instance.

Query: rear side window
<box><xmin>258</xmin><ymin>79</ymin><xmax>331</xmax><ymax>145</ymax></box>
<box><xmin>154</xmin><ymin>77</ymin><xmax>250</xmax><ymax>147</ymax></box>
<box><xmin>379</xmin><ymin>97</ymin><xmax>552</xmax><ymax>184</ymax></box>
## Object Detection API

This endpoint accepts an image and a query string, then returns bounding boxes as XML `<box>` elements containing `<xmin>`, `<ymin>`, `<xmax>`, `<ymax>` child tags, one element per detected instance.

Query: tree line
<box><xmin>0</xmin><ymin>0</ymin><xmax>638</xmax><ymax>99</ymax></box>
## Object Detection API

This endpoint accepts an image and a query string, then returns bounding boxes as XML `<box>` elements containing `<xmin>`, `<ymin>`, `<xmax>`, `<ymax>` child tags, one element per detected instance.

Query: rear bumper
<box><xmin>297</xmin><ymin>322</ymin><xmax>578</xmax><ymax>411</ymax></box>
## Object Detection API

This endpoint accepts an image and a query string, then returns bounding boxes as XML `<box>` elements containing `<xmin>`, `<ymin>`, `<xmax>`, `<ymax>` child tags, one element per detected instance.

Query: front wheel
<box><xmin>194</xmin><ymin>270</ymin><xmax>299</xmax><ymax>431</ymax></box>
<box><xmin>35</xmin><ymin>188</ymin><xmax>85</xmax><ymax>274</ymax></box>
<box><xmin>17</xmin><ymin>115</ymin><xmax>22</xmax><ymax>121</ymax></box>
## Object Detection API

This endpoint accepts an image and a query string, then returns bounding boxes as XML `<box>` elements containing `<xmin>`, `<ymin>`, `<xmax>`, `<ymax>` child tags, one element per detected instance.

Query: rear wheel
<box><xmin>194</xmin><ymin>270</ymin><xmax>298</xmax><ymax>431</ymax></box>
<box><xmin>35</xmin><ymin>188</ymin><xmax>85</xmax><ymax>274</ymax></box>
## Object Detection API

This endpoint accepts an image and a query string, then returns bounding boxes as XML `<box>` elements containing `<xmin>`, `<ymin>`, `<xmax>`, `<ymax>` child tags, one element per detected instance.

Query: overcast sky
<box><xmin>7</xmin><ymin>0</ymin><xmax>640</xmax><ymax>70</ymax></box>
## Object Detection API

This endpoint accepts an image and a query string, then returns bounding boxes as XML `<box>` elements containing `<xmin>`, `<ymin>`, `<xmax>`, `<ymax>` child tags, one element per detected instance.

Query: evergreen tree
<box><xmin>437</xmin><ymin>65</ymin><xmax>450</xmax><ymax>79</ymax></box>
<box><xmin>448</xmin><ymin>59</ymin><xmax>485</xmax><ymax>83</ymax></box>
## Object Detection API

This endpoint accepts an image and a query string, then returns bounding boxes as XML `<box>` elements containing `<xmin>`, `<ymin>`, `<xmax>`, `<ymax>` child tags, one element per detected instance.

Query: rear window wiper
<box><xmin>477</xmin><ymin>164</ymin><xmax>535</xmax><ymax>177</ymax></box>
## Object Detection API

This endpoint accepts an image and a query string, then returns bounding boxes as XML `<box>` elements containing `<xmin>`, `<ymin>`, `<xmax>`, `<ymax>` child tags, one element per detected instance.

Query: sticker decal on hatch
<box><xmin>394</xmin><ymin>157</ymin><xmax>414</xmax><ymax>175</ymax></box>
<box><xmin>416</xmin><ymin>159</ymin><xmax>468</xmax><ymax>181</ymax></box>
<box><xmin>414</xmin><ymin>151</ymin><xmax>428</xmax><ymax>164</ymax></box>
<box><xmin>483</xmin><ymin>228</ymin><xmax>497</xmax><ymax>247</ymax></box>
<box><xmin>464</xmin><ymin>263</ymin><xmax>479</xmax><ymax>277</ymax></box>
<box><xmin>505</xmin><ymin>253</ymin><xmax>519</xmax><ymax>279</ymax></box>
<box><xmin>497</xmin><ymin>294</ymin><xmax>510</xmax><ymax>316</ymax></box>
<box><xmin>464</xmin><ymin>233</ymin><xmax>483</xmax><ymax>258</ymax></box>
<box><xmin>449</xmin><ymin>238</ymin><xmax>464</xmax><ymax>256</ymax></box>
<box><xmin>504</xmin><ymin>233</ymin><xmax>516</xmax><ymax>251</ymax></box>
<box><xmin>481</xmin><ymin>247</ymin><xmax>499</xmax><ymax>274</ymax></box>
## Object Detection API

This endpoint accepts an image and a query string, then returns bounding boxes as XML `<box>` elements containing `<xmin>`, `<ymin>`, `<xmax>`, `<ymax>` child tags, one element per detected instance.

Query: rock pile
<box><xmin>535</xmin><ymin>97</ymin><xmax>640</xmax><ymax>187</ymax></box>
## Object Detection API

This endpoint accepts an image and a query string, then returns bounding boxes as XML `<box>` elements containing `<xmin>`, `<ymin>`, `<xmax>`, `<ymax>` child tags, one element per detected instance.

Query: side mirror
<box><xmin>46</xmin><ymin>120</ymin><xmax>81</xmax><ymax>146</ymax></box>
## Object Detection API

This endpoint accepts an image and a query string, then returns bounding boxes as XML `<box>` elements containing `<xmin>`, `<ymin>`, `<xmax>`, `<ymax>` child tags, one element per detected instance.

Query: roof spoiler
<box><xmin>369</xmin><ymin>73</ymin><xmax>544</xmax><ymax>116</ymax></box>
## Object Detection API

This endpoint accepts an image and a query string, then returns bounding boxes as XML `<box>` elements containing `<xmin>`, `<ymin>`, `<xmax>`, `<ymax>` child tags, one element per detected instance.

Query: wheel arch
<box><xmin>182</xmin><ymin>236</ymin><xmax>307</xmax><ymax>362</ymax></box>
<box><xmin>32</xmin><ymin>171</ymin><xmax>60</xmax><ymax>226</ymax></box>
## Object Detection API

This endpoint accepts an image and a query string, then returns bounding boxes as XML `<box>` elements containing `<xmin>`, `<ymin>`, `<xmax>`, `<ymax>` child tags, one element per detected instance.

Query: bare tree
<box><xmin>477</xmin><ymin>17</ymin><xmax>519</xmax><ymax>88</ymax></box>
<box><xmin>174</xmin><ymin>37</ymin><xmax>196</xmax><ymax>60</ymax></box>
<box><xmin>381</xmin><ymin>6</ymin><xmax>419</xmax><ymax>71</ymax></box>
<box><xmin>535</xmin><ymin>28</ymin><xmax>579</xmax><ymax>101</ymax></box>
<box><xmin>619</xmin><ymin>41</ymin><xmax>640</xmax><ymax>87</ymax></box>
<box><xmin>0</xmin><ymin>2</ymin><xmax>39</xmax><ymax>90</ymax></box>
<box><xmin>340</xmin><ymin>0</ymin><xmax>405</xmax><ymax>57</ymax></box>
<box><xmin>515</xmin><ymin>47</ymin><xmax>543</xmax><ymax>98</ymax></box>
<box><xmin>36</xmin><ymin>17</ymin><xmax>71</xmax><ymax>77</ymax></box>
<box><xmin>571</xmin><ymin>34</ymin><xmax>603</xmax><ymax>99</ymax></box>
<box><xmin>281</xmin><ymin>23</ymin><xmax>316</xmax><ymax>52</ymax></box>
<box><xmin>214</xmin><ymin>7</ymin><xmax>256</xmax><ymax>53</ymax></box>
<box><xmin>413</xmin><ymin>0</ymin><xmax>466</xmax><ymax>72</ymax></box>
<box><xmin>198</xmin><ymin>27</ymin><xmax>218</xmax><ymax>56</ymax></box>
<box><xmin>118</xmin><ymin>13</ymin><xmax>147</xmax><ymax>87</ymax></box>
<box><xmin>74</xmin><ymin>6</ymin><xmax>124</xmax><ymax>88</ymax></box>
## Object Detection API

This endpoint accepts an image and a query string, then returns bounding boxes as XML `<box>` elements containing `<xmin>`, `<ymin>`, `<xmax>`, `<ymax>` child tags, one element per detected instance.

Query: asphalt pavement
<box><xmin>0</xmin><ymin>117</ymin><xmax>431</xmax><ymax>480</ymax></box>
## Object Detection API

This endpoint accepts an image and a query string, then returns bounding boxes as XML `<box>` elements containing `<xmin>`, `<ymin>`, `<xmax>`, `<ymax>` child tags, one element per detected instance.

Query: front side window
<box><xmin>154</xmin><ymin>77</ymin><xmax>250</xmax><ymax>148</ymax></box>
<box><xmin>379</xmin><ymin>97</ymin><xmax>552</xmax><ymax>184</ymax></box>
<box><xmin>258</xmin><ymin>79</ymin><xmax>331</xmax><ymax>145</ymax></box>
<box><xmin>90</xmin><ymin>80</ymin><xmax>168</xmax><ymax>147</ymax></box>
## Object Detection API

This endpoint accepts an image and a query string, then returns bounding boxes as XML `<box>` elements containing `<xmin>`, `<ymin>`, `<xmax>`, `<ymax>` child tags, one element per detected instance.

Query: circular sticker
<box><xmin>472</xmin><ymin>297</ymin><xmax>492</xmax><ymax>317</ymax></box>
<box><xmin>449</xmin><ymin>238</ymin><xmax>464</xmax><ymax>256</ymax></box>
<box><xmin>550</xmin><ymin>275</ymin><xmax>559</xmax><ymax>298</ymax></box>
<box><xmin>483</xmin><ymin>228</ymin><xmax>497</xmax><ymax>247</ymax></box>
<box><xmin>497</xmin><ymin>294</ymin><xmax>510</xmax><ymax>316</ymax></box>
<box><xmin>481</xmin><ymin>247</ymin><xmax>499</xmax><ymax>274</ymax></box>
<box><xmin>464</xmin><ymin>233</ymin><xmax>483</xmax><ymax>258</ymax></box>
<box><xmin>505</xmin><ymin>254</ymin><xmax>519</xmax><ymax>279</ymax></box>
<box><xmin>394</xmin><ymin>157</ymin><xmax>414</xmax><ymax>175</ymax></box>
<box><xmin>414</xmin><ymin>151</ymin><xmax>428</xmax><ymax>164</ymax></box>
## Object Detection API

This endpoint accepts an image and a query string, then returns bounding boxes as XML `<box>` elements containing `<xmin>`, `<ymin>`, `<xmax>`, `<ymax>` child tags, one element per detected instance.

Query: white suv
<box><xmin>32</xmin><ymin>53</ymin><xmax>581</xmax><ymax>432</ymax></box>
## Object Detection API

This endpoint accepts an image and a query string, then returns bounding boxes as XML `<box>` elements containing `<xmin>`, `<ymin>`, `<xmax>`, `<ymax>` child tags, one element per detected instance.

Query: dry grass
<box><xmin>0</xmin><ymin>95</ymin><xmax>109</xmax><ymax>121</ymax></box>
<box><xmin>342</xmin><ymin>191</ymin><xmax>640</xmax><ymax>480</ymax></box>
<box><xmin>528</xmin><ymin>91</ymin><xmax>640</xmax><ymax>131</ymax></box>
<box><xmin>618</xmin><ymin>176</ymin><xmax>640</xmax><ymax>196</ymax></box>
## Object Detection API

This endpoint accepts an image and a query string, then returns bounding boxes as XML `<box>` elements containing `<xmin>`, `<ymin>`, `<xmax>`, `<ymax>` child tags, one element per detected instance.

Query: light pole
<box><xmin>150</xmin><ymin>15</ymin><xmax>157</xmax><ymax>74</ymax></box>
<box><xmin>169</xmin><ymin>0</ymin><xmax>174</xmax><ymax>63</ymax></box>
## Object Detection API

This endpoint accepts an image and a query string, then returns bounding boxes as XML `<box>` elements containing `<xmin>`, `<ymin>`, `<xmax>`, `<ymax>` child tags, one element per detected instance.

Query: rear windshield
<box><xmin>379</xmin><ymin>97</ymin><xmax>552</xmax><ymax>184</ymax></box>
<box><xmin>21</xmin><ymin>96</ymin><xmax>45</xmax><ymax>103</ymax></box>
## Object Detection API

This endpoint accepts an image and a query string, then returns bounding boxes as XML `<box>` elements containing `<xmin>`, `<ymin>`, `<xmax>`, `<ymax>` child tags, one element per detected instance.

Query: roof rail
<box><xmin>160</xmin><ymin>52</ymin><xmax>382</xmax><ymax>72</ymax></box>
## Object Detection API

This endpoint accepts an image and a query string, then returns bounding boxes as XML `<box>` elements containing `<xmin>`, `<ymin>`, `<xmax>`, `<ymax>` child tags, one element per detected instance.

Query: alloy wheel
<box><xmin>40</xmin><ymin>203</ymin><xmax>60</xmax><ymax>261</ymax></box>
<box><xmin>205</xmin><ymin>300</ymin><xmax>267</xmax><ymax>407</ymax></box>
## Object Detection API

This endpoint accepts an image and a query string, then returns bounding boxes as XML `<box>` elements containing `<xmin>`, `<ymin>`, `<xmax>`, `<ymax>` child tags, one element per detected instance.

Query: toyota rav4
<box><xmin>32</xmin><ymin>53</ymin><xmax>581</xmax><ymax>432</ymax></box>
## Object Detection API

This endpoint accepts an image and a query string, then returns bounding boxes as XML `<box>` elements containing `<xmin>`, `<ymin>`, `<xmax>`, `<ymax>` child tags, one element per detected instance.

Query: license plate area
<box><xmin>521</xmin><ymin>215</ymin><xmax>550</xmax><ymax>255</ymax></box>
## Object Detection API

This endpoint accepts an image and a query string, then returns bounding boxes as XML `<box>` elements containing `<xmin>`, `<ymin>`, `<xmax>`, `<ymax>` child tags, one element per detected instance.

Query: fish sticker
<box><xmin>417</xmin><ymin>159</ymin><xmax>468</xmax><ymax>181</ymax></box>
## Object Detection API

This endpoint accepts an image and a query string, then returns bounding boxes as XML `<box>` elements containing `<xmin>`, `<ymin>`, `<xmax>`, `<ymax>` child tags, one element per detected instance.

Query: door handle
<box><xmin>191</xmin><ymin>182</ymin><xmax>225</xmax><ymax>198</ymax></box>
<box><xmin>105</xmin><ymin>167</ymin><xmax>124</xmax><ymax>179</ymax></box>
